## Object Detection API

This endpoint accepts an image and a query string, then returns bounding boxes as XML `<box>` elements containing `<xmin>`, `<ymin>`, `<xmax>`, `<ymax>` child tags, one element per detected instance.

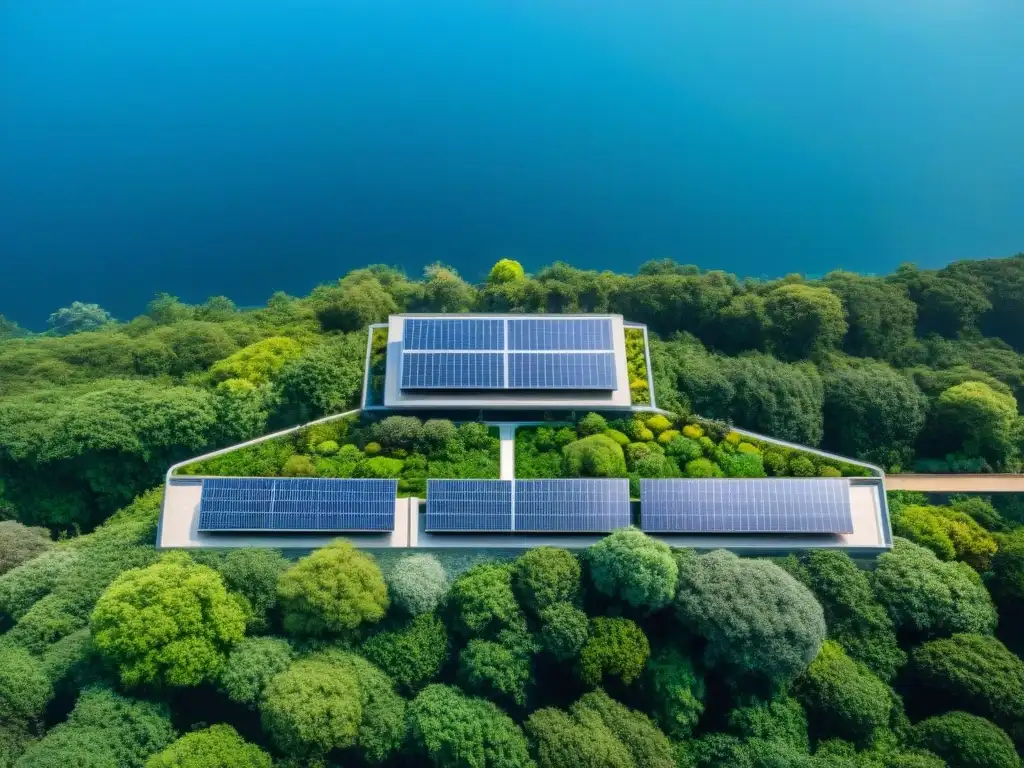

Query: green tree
<box><xmin>144</xmin><ymin>725</ymin><xmax>272</xmax><ymax>768</ymax></box>
<box><xmin>208</xmin><ymin>336</ymin><xmax>302</xmax><ymax>385</ymax></box>
<box><xmin>277</xmin><ymin>540</ymin><xmax>388</xmax><ymax>637</ymax></box>
<box><xmin>571</xmin><ymin>690</ymin><xmax>675</xmax><ymax>768</ymax></box>
<box><xmin>90</xmin><ymin>553</ymin><xmax>247</xmax><ymax>687</ymax></box>
<box><xmin>489</xmin><ymin>259</ymin><xmax>526</xmax><ymax>284</ymax></box>
<box><xmin>387</xmin><ymin>554</ymin><xmax>448</xmax><ymax>616</ymax></box>
<box><xmin>562</xmin><ymin>435</ymin><xmax>627</xmax><ymax>478</ymax></box>
<box><xmin>273</xmin><ymin>334</ymin><xmax>366</xmax><ymax>424</ymax></box>
<box><xmin>822</xmin><ymin>272</ymin><xmax>918</xmax><ymax>361</ymax></box>
<box><xmin>931</xmin><ymin>381</ymin><xmax>1019</xmax><ymax>468</ymax></box>
<box><xmin>512</xmin><ymin>548</ymin><xmax>581</xmax><ymax>615</ymax></box>
<box><xmin>47</xmin><ymin>302</ymin><xmax>115</xmax><ymax>336</ymax></box>
<box><xmin>792</xmin><ymin>641</ymin><xmax>893</xmax><ymax>747</ymax></box>
<box><xmin>891</xmin><ymin>264</ymin><xmax>992</xmax><ymax>338</ymax></box>
<box><xmin>892</xmin><ymin>505</ymin><xmax>997</xmax><ymax>571</ymax></box>
<box><xmin>459</xmin><ymin>638</ymin><xmax>533</xmax><ymax>707</ymax></box>
<box><xmin>213</xmin><ymin>548</ymin><xmax>288</xmax><ymax>633</ymax></box>
<box><xmin>674</xmin><ymin>549</ymin><xmax>826</xmax><ymax>688</ymax></box>
<box><xmin>407</xmin><ymin>684</ymin><xmax>534</xmax><ymax>768</ymax></box>
<box><xmin>218</xmin><ymin>637</ymin><xmax>294</xmax><ymax>708</ymax></box>
<box><xmin>871</xmin><ymin>539</ymin><xmax>996</xmax><ymax>641</ymax></box>
<box><xmin>0</xmin><ymin>644</ymin><xmax>52</xmax><ymax>727</ymax></box>
<box><xmin>643</xmin><ymin>647</ymin><xmax>706</xmax><ymax>740</ymax></box>
<box><xmin>308</xmin><ymin>273</ymin><xmax>398</xmax><ymax>331</ymax></box>
<box><xmin>447</xmin><ymin>563</ymin><xmax>522</xmax><ymax>639</ymax></box>
<box><xmin>578</xmin><ymin>617</ymin><xmax>649</xmax><ymax>687</ymax></box>
<box><xmin>525</xmin><ymin>706</ymin><xmax>633</xmax><ymax>768</ymax></box>
<box><xmin>539</xmin><ymin>603</ymin><xmax>589</xmax><ymax>661</ymax></box>
<box><xmin>361</xmin><ymin>613</ymin><xmax>449</xmax><ymax>694</ymax></box>
<box><xmin>913</xmin><ymin>712</ymin><xmax>1020</xmax><ymax>768</ymax></box>
<box><xmin>587</xmin><ymin>528</ymin><xmax>677</xmax><ymax>610</ymax></box>
<box><xmin>420</xmin><ymin>263</ymin><xmax>478</xmax><ymax>312</ymax></box>
<box><xmin>765</xmin><ymin>283</ymin><xmax>847</xmax><ymax>360</ymax></box>
<box><xmin>727</xmin><ymin>693</ymin><xmax>808</xmax><ymax>751</ymax></box>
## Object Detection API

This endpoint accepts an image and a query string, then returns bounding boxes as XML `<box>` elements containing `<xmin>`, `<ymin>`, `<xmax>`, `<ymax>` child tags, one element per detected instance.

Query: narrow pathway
<box><xmin>499</xmin><ymin>424</ymin><xmax>516</xmax><ymax>480</ymax></box>
<box><xmin>885</xmin><ymin>474</ymin><xmax>1024</xmax><ymax>492</ymax></box>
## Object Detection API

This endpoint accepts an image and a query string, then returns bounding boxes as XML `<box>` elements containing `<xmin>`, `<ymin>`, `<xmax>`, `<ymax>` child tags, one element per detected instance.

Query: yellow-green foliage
<box><xmin>364</xmin><ymin>442</ymin><xmax>382</xmax><ymax>456</ymax></box>
<box><xmin>682</xmin><ymin>424</ymin><xmax>704</xmax><ymax>440</ymax></box>
<box><xmin>737</xmin><ymin>442</ymin><xmax>760</xmax><ymax>455</ymax></box>
<box><xmin>893</xmin><ymin>505</ymin><xmax>998</xmax><ymax>570</ymax></box>
<box><xmin>489</xmin><ymin>258</ymin><xmax>526</xmax><ymax>283</ymax></box>
<box><xmin>725</xmin><ymin>431</ymin><xmax>742</xmax><ymax>445</ymax></box>
<box><xmin>645</xmin><ymin>415</ymin><xmax>672</xmax><ymax>435</ymax></box>
<box><xmin>603</xmin><ymin>429</ymin><xmax>630</xmax><ymax>446</ymax></box>
<box><xmin>208</xmin><ymin>336</ymin><xmax>303</xmax><ymax>384</ymax></box>
<box><xmin>657</xmin><ymin>429</ymin><xmax>680</xmax><ymax>445</ymax></box>
<box><xmin>819</xmin><ymin>465</ymin><xmax>842</xmax><ymax>478</ymax></box>
<box><xmin>281</xmin><ymin>455</ymin><xmax>316</xmax><ymax>477</ymax></box>
<box><xmin>624</xmin><ymin>327</ymin><xmax>651</xmax><ymax>405</ymax></box>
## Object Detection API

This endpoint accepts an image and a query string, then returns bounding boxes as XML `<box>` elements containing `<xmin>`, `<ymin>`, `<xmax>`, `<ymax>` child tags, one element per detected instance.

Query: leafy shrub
<box><xmin>407</xmin><ymin>684</ymin><xmax>533</xmax><ymax>768</ymax></box>
<box><xmin>675</xmin><ymin>549</ymin><xmax>826</xmax><ymax>688</ymax></box>
<box><xmin>657</xmin><ymin>429</ymin><xmax>680</xmax><ymax>444</ymax></box>
<box><xmin>459</xmin><ymin>638</ymin><xmax>532</xmax><ymax>707</ymax></box>
<box><xmin>539</xmin><ymin>603</ymin><xmax>589</xmax><ymax>661</ymax></box>
<box><xmin>354</xmin><ymin>456</ymin><xmax>404</xmax><ymax>479</ymax></box>
<box><xmin>645</xmin><ymin>415</ymin><xmax>673</xmax><ymax>434</ymax></box>
<box><xmin>991</xmin><ymin>529</ymin><xmax>1024</xmax><ymax>603</ymax></box>
<box><xmin>644</xmin><ymin>647</ymin><xmax>706</xmax><ymax>740</ymax></box>
<box><xmin>0</xmin><ymin>522</ymin><xmax>51</xmax><ymax>577</ymax></box>
<box><xmin>871</xmin><ymin>539</ymin><xmax>996</xmax><ymax>640</ymax></box>
<box><xmin>315</xmin><ymin>440</ymin><xmax>339</xmax><ymax>456</ymax></box>
<box><xmin>789</xmin><ymin>456</ymin><xmax>815</xmax><ymax>477</ymax></box>
<box><xmin>0</xmin><ymin>644</ymin><xmax>52</xmax><ymax>726</ymax></box>
<box><xmin>512</xmin><ymin>548</ymin><xmax>581</xmax><ymax>615</ymax></box>
<box><xmin>364</xmin><ymin>441</ymin><xmax>381</xmax><ymax>456</ymax></box>
<box><xmin>277</xmin><ymin>540</ymin><xmax>389</xmax><ymax>637</ymax></box>
<box><xmin>763</xmin><ymin>450</ymin><xmax>788</xmax><ymax>476</ymax></box>
<box><xmin>489</xmin><ymin>258</ymin><xmax>526</xmax><ymax>283</ymax></box>
<box><xmin>682</xmin><ymin>424</ymin><xmax>704</xmax><ymax>439</ymax></box>
<box><xmin>893</xmin><ymin>505</ymin><xmax>997</xmax><ymax>570</ymax></box>
<box><xmin>525</xmin><ymin>706</ymin><xmax>633</xmax><ymax>768</ymax></box>
<box><xmin>420</xmin><ymin>419</ymin><xmax>458</xmax><ymax>456</ymax></box>
<box><xmin>684</xmin><ymin>458</ymin><xmax>724</xmax><ymax>478</ymax></box>
<box><xmin>578</xmin><ymin>617</ymin><xmax>650</xmax><ymax>686</ymax></box>
<box><xmin>727</xmin><ymin>693</ymin><xmax>808</xmax><ymax>751</ymax></box>
<box><xmin>665</xmin><ymin>436</ymin><xmax>703</xmax><ymax>463</ymax></box>
<box><xmin>578</xmin><ymin>413</ymin><xmax>608</xmax><ymax>437</ymax></box>
<box><xmin>215</xmin><ymin>548</ymin><xmax>288</xmax><ymax>633</ymax></box>
<box><xmin>90</xmin><ymin>553</ymin><xmax>247</xmax><ymax>687</ymax></box>
<box><xmin>219</xmin><ymin>637</ymin><xmax>294</xmax><ymax>708</ymax></box>
<box><xmin>388</xmin><ymin>554</ymin><xmax>447</xmax><ymax>616</ymax></box>
<box><xmin>633</xmin><ymin>452</ymin><xmax>681</xmax><ymax>478</ymax></box>
<box><xmin>361</xmin><ymin>613</ymin><xmax>448</xmax><ymax>694</ymax></box>
<box><xmin>720</xmin><ymin>451</ymin><xmax>766</xmax><ymax>478</ymax></box>
<box><xmin>737</xmin><ymin>441</ymin><xmax>759</xmax><ymax>454</ymax></box>
<box><xmin>603</xmin><ymin>429</ymin><xmax>630</xmax><ymax>446</ymax></box>
<box><xmin>281</xmin><ymin>455</ymin><xmax>316</xmax><ymax>477</ymax></box>
<box><xmin>913</xmin><ymin>712</ymin><xmax>1020</xmax><ymax>768</ymax></box>
<box><xmin>448</xmin><ymin>563</ymin><xmax>522</xmax><ymax>638</ymax></box>
<box><xmin>562</xmin><ymin>435</ymin><xmax>627</xmax><ymax>478</ymax></box>
<box><xmin>458</xmin><ymin>422</ymin><xmax>494</xmax><ymax>450</ymax></box>
<box><xmin>144</xmin><ymin>724</ymin><xmax>272</xmax><ymax>768</ymax></box>
<box><xmin>571</xmin><ymin>690</ymin><xmax>675</xmax><ymax>768</ymax></box>
<box><xmin>588</xmin><ymin>528</ymin><xmax>677</xmax><ymax>610</ymax></box>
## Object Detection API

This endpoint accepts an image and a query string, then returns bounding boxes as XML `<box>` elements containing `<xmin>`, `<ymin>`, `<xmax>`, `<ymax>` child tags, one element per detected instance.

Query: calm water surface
<box><xmin>1</xmin><ymin>0</ymin><xmax>1022</xmax><ymax>325</ymax></box>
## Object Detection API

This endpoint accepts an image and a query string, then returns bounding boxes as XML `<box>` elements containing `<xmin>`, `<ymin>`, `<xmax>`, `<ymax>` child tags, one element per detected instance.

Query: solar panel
<box><xmin>425</xmin><ymin>479</ymin><xmax>514</xmax><ymax>532</ymax></box>
<box><xmin>514</xmin><ymin>479</ymin><xmax>631</xmax><ymax>532</ymax></box>
<box><xmin>401</xmin><ymin>352</ymin><xmax>505</xmax><ymax>389</ymax></box>
<box><xmin>508</xmin><ymin>352</ymin><xmax>617</xmax><ymax>390</ymax></box>
<box><xmin>404</xmin><ymin>318</ymin><xmax>504</xmax><ymax>351</ymax></box>
<box><xmin>198</xmin><ymin>478</ymin><xmax>396</xmax><ymax>532</ymax></box>
<box><xmin>508</xmin><ymin>318</ymin><xmax>613</xmax><ymax>350</ymax></box>
<box><xmin>639</xmin><ymin>478</ymin><xmax>854</xmax><ymax>534</ymax></box>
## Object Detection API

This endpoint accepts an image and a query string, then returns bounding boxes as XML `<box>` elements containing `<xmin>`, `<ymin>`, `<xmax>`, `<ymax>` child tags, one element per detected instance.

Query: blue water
<box><xmin>2</xmin><ymin>0</ymin><xmax>1022</xmax><ymax>327</ymax></box>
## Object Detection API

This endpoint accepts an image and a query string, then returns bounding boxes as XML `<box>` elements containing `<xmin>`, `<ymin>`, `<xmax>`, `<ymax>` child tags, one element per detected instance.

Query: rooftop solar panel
<box><xmin>514</xmin><ymin>479</ymin><xmax>631</xmax><ymax>532</ymax></box>
<box><xmin>639</xmin><ymin>478</ymin><xmax>854</xmax><ymax>534</ymax></box>
<box><xmin>425</xmin><ymin>479</ymin><xmax>514</xmax><ymax>532</ymax></box>
<box><xmin>401</xmin><ymin>352</ymin><xmax>505</xmax><ymax>389</ymax></box>
<box><xmin>404</xmin><ymin>318</ymin><xmax>504</xmax><ymax>351</ymax></box>
<box><xmin>507</xmin><ymin>352</ymin><xmax>617</xmax><ymax>390</ymax></box>
<box><xmin>198</xmin><ymin>477</ymin><xmax>396</xmax><ymax>532</ymax></box>
<box><xmin>508</xmin><ymin>318</ymin><xmax>613</xmax><ymax>351</ymax></box>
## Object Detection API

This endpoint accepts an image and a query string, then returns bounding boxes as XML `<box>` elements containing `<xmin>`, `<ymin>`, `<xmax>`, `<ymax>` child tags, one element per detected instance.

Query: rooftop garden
<box><xmin>365</xmin><ymin>325</ymin><xmax>388</xmax><ymax>407</ymax></box>
<box><xmin>516</xmin><ymin>412</ymin><xmax>872</xmax><ymax>497</ymax></box>
<box><xmin>176</xmin><ymin>414</ymin><xmax>500</xmax><ymax>496</ymax></box>
<box><xmin>624</xmin><ymin>326</ymin><xmax>651</xmax><ymax>406</ymax></box>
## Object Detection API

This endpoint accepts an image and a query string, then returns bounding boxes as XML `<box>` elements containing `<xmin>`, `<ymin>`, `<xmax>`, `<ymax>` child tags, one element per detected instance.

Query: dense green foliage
<box><xmin>145</xmin><ymin>724</ymin><xmax>273</xmax><ymax>768</ymax></box>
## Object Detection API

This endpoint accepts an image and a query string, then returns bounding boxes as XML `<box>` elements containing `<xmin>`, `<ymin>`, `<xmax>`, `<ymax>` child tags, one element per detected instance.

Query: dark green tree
<box><xmin>587</xmin><ymin>528</ymin><xmax>677</xmax><ymax>610</ymax></box>
<box><xmin>764</xmin><ymin>283</ymin><xmax>847</xmax><ymax>360</ymax></box>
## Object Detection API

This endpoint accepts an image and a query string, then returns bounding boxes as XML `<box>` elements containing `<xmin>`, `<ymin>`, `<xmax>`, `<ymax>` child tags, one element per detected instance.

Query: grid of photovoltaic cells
<box><xmin>198</xmin><ymin>477</ymin><xmax>397</xmax><ymax>532</ymax></box>
<box><xmin>401</xmin><ymin>352</ymin><xmax>505</xmax><ymax>389</ymax></box>
<box><xmin>514</xmin><ymin>479</ymin><xmax>630</xmax><ymax>532</ymax></box>
<box><xmin>507</xmin><ymin>352</ymin><xmax>617</xmax><ymax>390</ymax></box>
<box><xmin>404</xmin><ymin>318</ymin><xmax>504</xmax><ymax>350</ymax></box>
<box><xmin>425</xmin><ymin>479</ymin><xmax>514</xmax><ymax>532</ymax></box>
<box><xmin>507</xmin><ymin>318</ymin><xmax>613</xmax><ymax>350</ymax></box>
<box><xmin>639</xmin><ymin>478</ymin><xmax>854</xmax><ymax>534</ymax></box>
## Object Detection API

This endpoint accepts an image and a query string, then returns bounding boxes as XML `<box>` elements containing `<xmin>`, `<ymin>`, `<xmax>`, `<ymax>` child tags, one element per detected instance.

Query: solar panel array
<box><xmin>639</xmin><ymin>478</ymin><xmax>854</xmax><ymax>534</ymax></box>
<box><xmin>425</xmin><ymin>480</ymin><xmax>514</xmax><ymax>532</ymax></box>
<box><xmin>515</xmin><ymin>479</ymin><xmax>630</xmax><ymax>532</ymax></box>
<box><xmin>198</xmin><ymin>477</ymin><xmax>397</xmax><ymax>533</ymax></box>
<box><xmin>400</xmin><ymin>317</ymin><xmax>618</xmax><ymax>391</ymax></box>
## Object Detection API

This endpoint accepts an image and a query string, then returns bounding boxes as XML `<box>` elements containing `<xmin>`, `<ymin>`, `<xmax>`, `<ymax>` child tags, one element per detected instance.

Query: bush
<box><xmin>0</xmin><ymin>522</ymin><xmax>51</xmax><ymax>576</ymax></box>
<box><xmin>571</xmin><ymin>690</ymin><xmax>675</xmax><ymax>768</ymax></box>
<box><xmin>737</xmin><ymin>441</ymin><xmax>759</xmax><ymax>454</ymax></box>
<box><xmin>420</xmin><ymin>419</ymin><xmax>458</xmax><ymax>456</ymax></box>
<box><xmin>562</xmin><ymin>435</ymin><xmax>627</xmax><ymax>478</ymax></box>
<box><xmin>370</xmin><ymin>415</ymin><xmax>424</xmax><ymax>450</ymax></box>
<box><xmin>909</xmin><ymin>633</ymin><xmax>1024</xmax><ymax>744</ymax></box>
<box><xmin>578</xmin><ymin>413</ymin><xmax>608</xmax><ymax>437</ymax></box>
<box><xmin>219</xmin><ymin>637</ymin><xmax>294</xmax><ymax>708</ymax></box>
<box><xmin>579</xmin><ymin>617</ymin><xmax>650</xmax><ymax>687</ymax></box>
<box><xmin>361</xmin><ymin>613</ymin><xmax>449</xmax><ymax>694</ymax></box>
<box><xmin>364</xmin><ymin>441</ymin><xmax>381</xmax><ymax>456</ymax></box>
<box><xmin>664</xmin><ymin>436</ymin><xmax>703</xmax><ymax>464</ymax></box>
<box><xmin>315</xmin><ymin>440</ymin><xmax>340</xmax><ymax>456</ymax></box>
<box><xmin>657</xmin><ymin>429</ymin><xmax>681</xmax><ymax>445</ymax></box>
<box><xmin>388</xmin><ymin>554</ymin><xmax>447</xmax><ymax>616</ymax></box>
<box><xmin>682</xmin><ymin>424</ymin><xmax>704</xmax><ymax>439</ymax></box>
<box><xmin>727</xmin><ymin>693</ymin><xmax>808</xmax><ymax>750</ymax></box>
<box><xmin>643</xmin><ymin>647</ymin><xmax>706</xmax><ymax>740</ymax></box>
<box><xmin>0</xmin><ymin>644</ymin><xmax>52</xmax><ymax>726</ymax></box>
<box><xmin>819</xmin><ymin>465</ymin><xmax>842</xmax><ymax>478</ymax></box>
<box><xmin>588</xmin><ymin>528</ymin><xmax>678</xmax><ymax>610</ymax></box>
<box><xmin>789</xmin><ymin>456</ymin><xmax>816</xmax><ymax>477</ymax></box>
<box><xmin>539</xmin><ymin>603</ymin><xmax>589</xmax><ymax>661</ymax></box>
<box><xmin>893</xmin><ymin>505</ymin><xmax>997</xmax><ymax>570</ymax></box>
<box><xmin>675</xmin><ymin>549</ymin><xmax>826</xmax><ymax>688</ymax></box>
<box><xmin>354</xmin><ymin>456</ymin><xmax>404</xmax><ymax>479</ymax></box>
<box><xmin>684</xmin><ymin>458</ymin><xmax>724</xmax><ymax>478</ymax></box>
<box><xmin>144</xmin><ymin>724</ymin><xmax>272</xmax><ymax>768</ymax></box>
<box><xmin>720</xmin><ymin>452</ymin><xmax>766</xmax><ymax>478</ymax></box>
<box><xmin>448</xmin><ymin>563</ymin><xmax>522</xmax><ymax>638</ymax></box>
<box><xmin>90</xmin><ymin>553</ymin><xmax>247</xmax><ymax>687</ymax></box>
<box><xmin>603</xmin><ymin>429</ymin><xmax>630</xmax><ymax>446</ymax></box>
<box><xmin>216</xmin><ymin>548</ymin><xmax>288</xmax><ymax>633</ymax></box>
<box><xmin>913</xmin><ymin>712</ymin><xmax>1020</xmax><ymax>768</ymax></box>
<box><xmin>763</xmin><ymin>450</ymin><xmax>788</xmax><ymax>476</ymax></box>
<box><xmin>793</xmin><ymin>641</ymin><xmax>893</xmax><ymax>747</ymax></box>
<box><xmin>991</xmin><ymin>529</ymin><xmax>1024</xmax><ymax>603</ymax></box>
<box><xmin>407</xmin><ymin>684</ymin><xmax>533</xmax><ymax>768</ymax></box>
<box><xmin>633</xmin><ymin>452</ymin><xmax>681</xmax><ymax>478</ymax></box>
<box><xmin>512</xmin><ymin>548</ymin><xmax>581</xmax><ymax>615</ymax></box>
<box><xmin>526</xmin><ymin>706</ymin><xmax>633</xmax><ymax>768</ymax></box>
<box><xmin>277</xmin><ymin>540</ymin><xmax>389</xmax><ymax>637</ymax></box>
<box><xmin>489</xmin><ymin>258</ymin><xmax>526</xmax><ymax>283</ymax></box>
<box><xmin>458</xmin><ymin>421</ymin><xmax>494</xmax><ymax>450</ymax></box>
<box><xmin>459</xmin><ymin>638</ymin><xmax>532</xmax><ymax>707</ymax></box>
<box><xmin>644</xmin><ymin>415</ymin><xmax>672</xmax><ymax>434</ymax></box>
<box><xmin>281</xmin><ymin>455</ymin><xmax>316</xmax><ymax>477</ymax></box>
<box><xmin>872</xmin><ymin>539</ymin><xmax>996</xmax><ymax>640</ymax></box>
